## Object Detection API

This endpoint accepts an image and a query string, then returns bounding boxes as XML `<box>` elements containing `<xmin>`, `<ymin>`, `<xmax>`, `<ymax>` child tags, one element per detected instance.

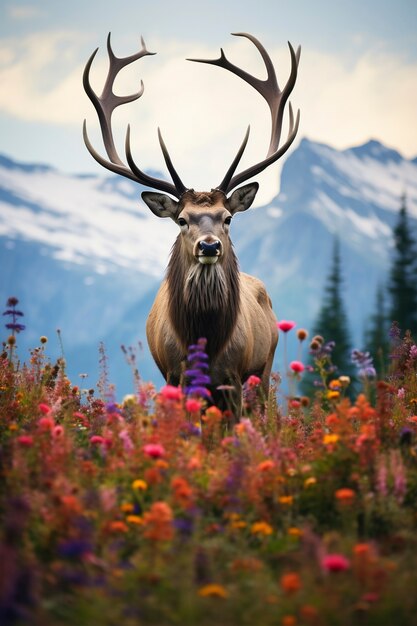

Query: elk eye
<box><xmin>178</xmin><ymin>218</ymin><xmax>187</xmax><ymax>228</ymax></box>
<box><xmin>224</xmin><ymin>216</ymin><xmax>232</xmax><ymax>226</ymax></box>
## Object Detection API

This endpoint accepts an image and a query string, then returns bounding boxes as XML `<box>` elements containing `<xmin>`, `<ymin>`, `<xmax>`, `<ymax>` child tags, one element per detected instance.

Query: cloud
<box><xmin>6</xmin><ymin>4</ymin><xmax>42</xmax><ymax>20</ymax></box>
<box><xmin>0</xmin><ymin>31</ymin><xmax>416</xmax><ymax>203</ymax></box>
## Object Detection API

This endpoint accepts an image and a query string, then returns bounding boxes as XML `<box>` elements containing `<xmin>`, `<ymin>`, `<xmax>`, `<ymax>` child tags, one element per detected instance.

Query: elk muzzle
<box><xmin>195</xmin><ymin>239</ymin><xmax>222</xmax><ymax>264</ymax></box>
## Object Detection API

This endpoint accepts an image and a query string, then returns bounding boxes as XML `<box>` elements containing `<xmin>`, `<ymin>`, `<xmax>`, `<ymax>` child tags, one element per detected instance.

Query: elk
<box><xmin>83</xmin><ymin>32</ymin><xmax>300</xmax><ymax>419</ymax></box>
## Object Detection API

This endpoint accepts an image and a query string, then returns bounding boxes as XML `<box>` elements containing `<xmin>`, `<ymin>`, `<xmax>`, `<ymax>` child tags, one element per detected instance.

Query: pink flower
<box><xmin>247</xmin><ymin>375</ymin><xmax>262</xmax><ymax>388</ymax></box>
<box><xmin>143</xmin><ymin>443</ymin><xmax>166</xmax><ymax>459</ymax></box>
<box><xmin>17</xmin><ymin>435</ymin><xmax>34</xmax><ymax>447</ymax></box>
<box><xmin>185</xmin><ymin>398</ymin><xmax>202</xmax><ymax>412</ymax></box>
<box><xmin>321</xmin><ymin>554</ymin><xmax>350</xmax><ymax>573</ymax></box>
<box><xmin>90</xmin><ymin>435</ymin><xmax>105</xmax><ymax>445</ymax></box>
<box><xmin>52</xmin><ymin>425</ymin><xmax>64</xmax><ymax>439</ymax></box>
<box><xmin>38</xmin><ymin>403</ymin><xmax>52</xmax><ymax>414</ymax></box>
<box><xmin>159</xmin><ymin>385</ymin><xmax>183</xmax><ymax>401</ymax></box>
<box><xmin>38</xmin><ymin>416</ymin><xmax>54</xmax><ymax>431</ymax></box>
<box><xmin>277</xmin><ymin>320</ymin><xmax>296</xmax><ymax>333</ymax></box>
<box><xmin>290</xmin><ymin>360</ymin><xmax>305</xmax><ymax>373</ymax></box>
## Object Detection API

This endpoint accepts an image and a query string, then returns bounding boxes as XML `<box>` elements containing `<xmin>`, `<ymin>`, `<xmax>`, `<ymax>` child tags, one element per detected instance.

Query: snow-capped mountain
<box><xmin>1</xmin><ymin>139</ymin><xmax>416</xmax><ymax>396</ymax></box>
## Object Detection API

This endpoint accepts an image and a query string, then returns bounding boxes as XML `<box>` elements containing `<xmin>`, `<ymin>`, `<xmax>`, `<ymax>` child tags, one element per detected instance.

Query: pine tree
<box><xmin>388</xmin><ymin>194</ymin><xmax>417</xmax><ymax>338</ymax></box>
<box><xmin>301</xmin><ymin>238</ymin><xmax>355</xmax><ymax>396</ymax></box>
<box><xmin>364</xmin><ymin>284</ymin><xmax>389</xmax><ymax>376</ymax></box>
<box><xmin>312</xmin><ymin>238</ymin><xmax>354</xmax><ymax>375</ymax></box>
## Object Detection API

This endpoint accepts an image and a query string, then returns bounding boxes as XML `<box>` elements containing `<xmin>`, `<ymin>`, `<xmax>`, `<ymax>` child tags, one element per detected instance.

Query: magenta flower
<box><xmin>143</xmin><ymin>443</ymin><xmax>166</xmax><ymax>459</ymax></box>
<box><xmin>185</xmin><ymin>398</ymin><xmax>202</xmax><ymax>412</ymax></box>
<box><xmin>90</xmin><ymin>435</ymin><xmax>105</xmax><ymax>445</ymax></box>
<box><xmin>159</xmin><ymin>385</ymin><xmax>183</xmax><ymax>401</ymax></box>
<box><xmin>290</xmin><ymin>360</ymin><xmax>305</xmax><ymax>373</ymax></box>
<box><xmin>247</xmin><ymin>375</ymin><xmax>262</xmax><ymax>388</ymax></box>
<box><xmin>17</xmin><ymin>435</ymin><xmax>34</xmax><ymax>447</ymax></box>
<box><xmin>321</xmin><ymin>554</ymin><xmax>350</xmax><ymax>573</ymax></box>
<box><xmin>277</xmin><ymin>320</ymin><xmax>296</xmax><ymax>333</ymax></box>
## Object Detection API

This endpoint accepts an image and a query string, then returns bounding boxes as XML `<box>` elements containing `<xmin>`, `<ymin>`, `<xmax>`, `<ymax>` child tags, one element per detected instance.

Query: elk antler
<box><xmin>188</xmin><ymin>33</ymin><xmax>300</xmax><ymax>194</ymax></box>
<box><xmin>83</xmin><ymin>33</ymin><xmax>187</xmax><ymax>198</ymax></box>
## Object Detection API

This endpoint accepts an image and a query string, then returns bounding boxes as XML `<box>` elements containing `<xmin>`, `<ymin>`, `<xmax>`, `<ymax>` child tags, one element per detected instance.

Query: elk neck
<box><xmin>166</xmin><ymin>234</ymin><xmax>241</xmax><ymax>359</ymax></box>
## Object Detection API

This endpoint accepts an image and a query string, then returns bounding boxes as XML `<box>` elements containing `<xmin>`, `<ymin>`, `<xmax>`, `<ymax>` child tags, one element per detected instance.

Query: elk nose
<box><xmin>198</xmin><ymin>240</ymin><xmax>221</xmax><ymax>257</ymax></box>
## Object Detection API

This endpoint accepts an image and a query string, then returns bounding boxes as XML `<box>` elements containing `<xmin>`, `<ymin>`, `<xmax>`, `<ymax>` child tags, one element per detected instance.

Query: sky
<box><xmin>0</xmin><ymin>0</ymin><xmax>416</xmax><ymax>204</ymax></box>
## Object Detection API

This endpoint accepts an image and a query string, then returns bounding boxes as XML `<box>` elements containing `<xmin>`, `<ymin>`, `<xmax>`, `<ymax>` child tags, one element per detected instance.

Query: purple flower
<box><xmin>185</xmin><ymin>338</ymin><xmax>211</xmax><ymax>399</ymax></box>
<box><xmin>3</xmin><ymin>297</ymin><xmax>26</xmax><ymax>335</ymax></box>
<box><xmin>351</xmin><ymin>349</ymin><xmax>376</xmax><ymax>378</ymax></box>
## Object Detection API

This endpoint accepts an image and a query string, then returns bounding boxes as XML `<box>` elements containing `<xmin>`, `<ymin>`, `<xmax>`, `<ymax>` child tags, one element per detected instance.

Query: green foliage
<box><xmin>388</xmin><ymin>194</ymin><xmax>417</xmax><ymax>338</ymax></box>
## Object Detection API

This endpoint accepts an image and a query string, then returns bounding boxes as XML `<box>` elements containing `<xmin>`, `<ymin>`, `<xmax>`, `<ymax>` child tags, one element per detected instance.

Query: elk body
<box><xmin>83</xmin><ymin>32</ymin><xmax>300</xmax><ymax>418</ymax></box>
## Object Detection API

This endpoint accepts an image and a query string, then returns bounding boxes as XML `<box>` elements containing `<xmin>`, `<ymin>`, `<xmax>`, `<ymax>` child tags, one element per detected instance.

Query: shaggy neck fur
<box><xmin>167</xmin><ymin>236</ymin><xmax>240</xmax><ymax>359</ymax></box>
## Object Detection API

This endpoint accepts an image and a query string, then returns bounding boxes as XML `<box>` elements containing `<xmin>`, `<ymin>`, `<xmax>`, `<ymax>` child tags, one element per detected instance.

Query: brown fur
<box><xmin>146</xmin><ymin>189</ymin><xmax>278</xmax><ymax>420</ymax></box>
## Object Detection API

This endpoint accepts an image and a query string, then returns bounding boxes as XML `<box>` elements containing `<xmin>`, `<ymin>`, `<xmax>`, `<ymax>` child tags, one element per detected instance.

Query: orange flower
<box><xmin>251</xmin><ymin>521</ymin><xmax>273</xmax><ymax>536</ymax></box>
<box><xmin>335</xmin><ymin>488</ymin><xmax>356</xmax><ymax>505</ymax></box>
<box><xmin>143</xmin><ymin>501</ymin><xmax>174</xmax><ymax>541</ymax></box>
<box><xmin>107</xmin><ymin>520</ymin><xmax>129</xmax><ymax>533</ymax></box>
<box><xmin>278</xmin><ymin>495</ymin><xmax>294</xmax><ymax>506</ymax></box>
<box><xmin>280</xmin><ymin>572</ymin><xmax>302</xmax><ymax>595</ymax></box>
<box><xmin>282</xmin><ymin>616</ymin><xmax>296</xmax><ymax>626</ymax></box>
<box><xmin>257</xmin><ymin>460</ymin><xmax>275</xmax><ymax>472</ymax></box>
<box><xmin>198</xmin><ymin>584</ymin><xmax>228</xmax><ymax>598</ymax></box>
<box><xmin>171</xmin><ymin>476</ymin><xmax>193</xmax><ymax>507</ymax></box>
<box><xmin>202</xmin><ymin>405</ymin><xmax>223</xmax><ymax>425</ymax></box>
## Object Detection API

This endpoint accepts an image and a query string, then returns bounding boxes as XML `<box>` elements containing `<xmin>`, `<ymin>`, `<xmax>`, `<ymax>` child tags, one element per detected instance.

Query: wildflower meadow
<box><xmin>2</xmin><ymin>299</ymin><xmax>417</xmax><ymax>625</ymax></box>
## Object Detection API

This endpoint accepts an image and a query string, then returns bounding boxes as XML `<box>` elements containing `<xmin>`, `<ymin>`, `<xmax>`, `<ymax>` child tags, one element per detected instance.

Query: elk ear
<box><xmin>141</xmin><ymin>192</ymin><xmax>179</xmax><ymax>219</ymax></box>
<box><xmin>228</xmin><ymin>182</ymin><xmax>259</xmax><ymax>214</ymax></box>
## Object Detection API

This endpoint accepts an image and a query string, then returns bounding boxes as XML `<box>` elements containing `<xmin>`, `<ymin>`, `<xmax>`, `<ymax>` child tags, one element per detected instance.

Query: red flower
<box><xmin>322</xmin><ymin>554</ymin><xmax>350</xmax><ymax>573</ymax></box>
<box><xmin>277</xmin><ymin>320</ymin><xmax>296</xmax><ymax>333</ymax></box>
<box><xmin>247</xmin><ymin>375</ymin><xmax>262</xmax><ymax>388</ymax></box>
<box><xmin>290</xmin><ymin>360</ymin><xmax>305</xmax><ymax>373</ymax></box>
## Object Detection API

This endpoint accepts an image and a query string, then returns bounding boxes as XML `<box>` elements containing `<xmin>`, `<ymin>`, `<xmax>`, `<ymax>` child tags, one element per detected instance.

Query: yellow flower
<box><xmin>126</xmin><ymin>515</ymin><xmax>144</xmax><ymax>525</ymax></box>
<box><xmin>323</xmin><ymin>433</ymin><xmax>339</xmax><ymax>445</ymax></box>
<box><xmin>288</xmin><ymin>527</ymin><xmax>303</xmax><ymax>538</ymax></box>
<box><xmin>198</xmin><ymin>584</ymin><xmax>229</xmax><ymax>598</ymax></box>
<box><xmin>304</xmin><ymin>477</ymin><xmax>317</xmax><ymax>488</ymax></box>
<box><xmin>327</xmin><ymin>390</ymin><xmax>340</xmax><ymax>400</ymax></box>
<box><xmin>251</xmin><ymin>521</ymin><xmax>273</xmax><ymax>536</ymax></box>
<box><xmin>132</xmin><ymin>479</ymin><xmax>148</xmax><ymax>491</ymax></box>
<box><xmin>9</xmin><ymin>423</ymin><xmax>18</xmax><ymax>431</ymax></box>
<box><xmin>278</xmin><ymin>495</ymin><xmax>294</xmax><ymax>506</ymax></box>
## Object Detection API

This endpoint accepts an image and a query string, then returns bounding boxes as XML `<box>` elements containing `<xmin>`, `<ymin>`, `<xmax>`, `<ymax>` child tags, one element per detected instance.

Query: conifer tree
<box><xmin>388</xmin><ymin>194</ymin><xmax>417</xmax><ymax>338</ymax></box>
<box><xmin>364</xmin><ymin>284</ymin><xmax>389</xmax><ymax>376</ymax></box>
<box><xmin>301</xmin><ymin>238</ymin><xmax>355</xmax><ymax>396</ymax></box>
<box><xmin>312</xmin><ymin>238</ymin><xmax>354</xmax><ymax>375</ymax></box>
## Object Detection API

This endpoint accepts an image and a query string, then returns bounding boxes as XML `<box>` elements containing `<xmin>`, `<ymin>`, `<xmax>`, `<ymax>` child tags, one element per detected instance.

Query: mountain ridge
<box><xmin>1</xmin><ymin>137</ymin><xmax>416</xmax><ymax>395</ymax></box>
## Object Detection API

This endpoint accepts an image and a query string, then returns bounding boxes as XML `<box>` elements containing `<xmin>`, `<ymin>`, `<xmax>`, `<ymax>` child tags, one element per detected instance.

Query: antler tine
<box><xmin>83</xmin><ymin>34</ymin><xmax>187</xmax><ymax>198</ymax></box>
<box><xmin>216</xmin><ymin>126</ymin><xmax>250</xmax><ymax>193</ymax></box>
<box><xmin>225</xmin><ymin>105</ymin><xmax>300</xmax><ymax>194</ymax></box>
<box><xmin>188</xmin><ymin>33</ymin><xmax>300</xmax><ymax>194</ymax></box>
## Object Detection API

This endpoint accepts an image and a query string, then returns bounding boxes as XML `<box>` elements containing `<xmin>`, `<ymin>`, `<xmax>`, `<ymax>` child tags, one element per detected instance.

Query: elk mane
<box><xmin>166</xmin><ymin>237</ymin><xmax>240</xmax><ymax>359</ymax></box>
